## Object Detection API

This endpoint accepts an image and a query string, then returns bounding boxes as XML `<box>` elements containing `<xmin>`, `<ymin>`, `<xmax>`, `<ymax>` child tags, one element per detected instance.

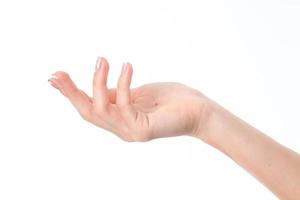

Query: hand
<box><xmin>48</xmin><ymin>57</ymin><xmax>213</xmax><ymax>142</ymax></box>
<box><xmin>48</xmin><ymin>57</ymin><xmax>300</xmax><ymax>199</ymax></box>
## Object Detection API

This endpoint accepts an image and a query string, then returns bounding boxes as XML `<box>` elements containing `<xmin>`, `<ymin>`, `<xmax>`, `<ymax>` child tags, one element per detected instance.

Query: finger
<box><xmin>93</xmin><ymin>57</ymin><xmax>110</xmax><ymax>112</ymax></box>
<box><xmin>49</xmin><ymin>71</ymin><xmax>94</xmax><ymax>121</ymax></box>
<box><xmin>48</xmin><ymin>76</ymin><xmax>64</xmax><ymax>94</ymax></box>
<box><xmin>116</xmin><ymin>62</ymin><xmax>137</xmax><ymax>121</ymax></box>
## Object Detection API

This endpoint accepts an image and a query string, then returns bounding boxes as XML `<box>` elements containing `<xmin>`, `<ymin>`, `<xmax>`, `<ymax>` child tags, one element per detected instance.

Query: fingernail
<box><xmin>51</xmin><ymin>74</ymin><xmax>59</xmax><ymax>80</ymax></box>
<box><xmin>95</xmin><ymin>57</ymin><xmax>102</xmax><ymax>72</ymax></box>
<box><xmin>122</xmin><ymin>62</ymin><xmax>128</xmax><ymax>74</ymax></box>
<box><xmin>48</xmin><ymin>74</ymin><xmax>60</xmax><ymax>89</ymax></box>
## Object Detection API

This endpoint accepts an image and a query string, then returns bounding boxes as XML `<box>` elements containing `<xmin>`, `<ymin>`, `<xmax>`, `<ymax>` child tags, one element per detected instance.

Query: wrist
<box><xmin>191</xmin><ymin>100</ymin><xmax>234</xmax><ymax>147</ymax></box>
<box><xmin>192</xmin><ymin>99</ymin><xmax>253</xmax><ymax>155</ymax></box>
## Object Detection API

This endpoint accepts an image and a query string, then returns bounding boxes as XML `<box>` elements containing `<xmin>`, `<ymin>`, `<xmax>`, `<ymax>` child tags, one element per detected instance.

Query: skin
<box><xmin>49</xmin><ymin>57</ymin><xmax>300</xmax><ymax>200</ymax></box>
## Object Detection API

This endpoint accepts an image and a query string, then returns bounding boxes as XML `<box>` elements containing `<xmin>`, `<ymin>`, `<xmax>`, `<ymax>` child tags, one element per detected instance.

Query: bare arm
<box><xmin>48</xmin><ymin>57</ymin><xmax>300</xmax><ymax>199</ymax></box>
<box><xmin>196</xmin><ymin>104</ymin><xmax>300</xmax><ymax>200</ymax></box>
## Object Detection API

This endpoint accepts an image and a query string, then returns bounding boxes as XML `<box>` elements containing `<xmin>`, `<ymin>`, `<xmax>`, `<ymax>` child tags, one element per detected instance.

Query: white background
<box><xmin>0</xmin><ymin>0</ymin><xmax>299</xmax><ymax>199</ymax></box>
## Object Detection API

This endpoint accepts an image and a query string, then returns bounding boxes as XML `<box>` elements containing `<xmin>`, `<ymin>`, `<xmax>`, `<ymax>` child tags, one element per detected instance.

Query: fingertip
<box><xmin>49</xmin><ymin>71</ymin><xmax>78</xmax><ymax>98</ymax></box>
<box><xmin>95</xmin><ymin>57</ymin><xmax>102</xmax><ymax>72</ymax></box>
<box><xmin>94</xmin><ymin>57</ymin><xmax>109</xmax><ymax>87</ymax></box>
<box><xmin>53</xmin><ymin>71</ymin><xmax>71</xmax><ymax>82</ymax></box>
<box><xmin>48</xmin><ymin>77</ymin><xmax>67</xmax><ymax>96</ymax></box>
<box><xmin>95</xmin><ymin>57</ymin><xmax>109</xmax><ymax>73</ymax></box>
<box><xmin>121</xmin><ymin>62</ymin><xmax>127</xmax><ymax>75</ymax></box>
<box><xmin>124</xmin><ymin>62</ymin><xmax>133</xmax><ymax>86</ymax></box>
<box><xmin>101</xmin><ymin>57</ymin><xmax>109</xmax><ymax>67</ymax></box>
<box><xmin>127</xmin><ymin>63</ymin><xmax>133</xmax><ymax>79</ymax></box>
<box><xmin>93</xmin><ymin>57</ymin><xmax>110</xmax><ymax>109</ymax></box>
<box><xmin>52</xmin><ymin>71</ymin><xmax>75</xmax><ymax>88</ymax></box>
<box><xmin>116</xmin><ymin>62</ymin><xmax>134</xmax><ymax>107</ymax></box>
<box><xmin>48</xmin><ymin>72</ymin><xmax>62</xmax><ymax>89</ymax></box>
<box><xmin>48</xmin><ymin>78</ymin><xmax>59</xmax><ymax>90</ymax></box>
<box><xmin>127</xmin><ymin>62</ymin><xmax>133</xmax><ymax>71</ymax></box>
<box><xmin>121</xmin><ymin>62</ymin><xmax>133</xmax><ymax>74</ymax></box>
<box><xmin>51</xmin><ymin>70</ymin><xmax>94</xmax><ymax>120</ymax></box>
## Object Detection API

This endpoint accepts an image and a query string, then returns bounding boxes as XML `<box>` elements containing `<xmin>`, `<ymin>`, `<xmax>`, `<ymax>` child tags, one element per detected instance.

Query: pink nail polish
<box><xmin>95</xmin><ymin>57</ymin><xmax>102</xmax><ymax>72</ymax></box>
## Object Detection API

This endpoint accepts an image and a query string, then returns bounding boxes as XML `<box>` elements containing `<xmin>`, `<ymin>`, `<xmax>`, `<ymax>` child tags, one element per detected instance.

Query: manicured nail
<box><xmin>122</xmin><ymin>62</ymin><xmax>128</xmax><ymax>74</ymax></box>
<box><xmin>95</xmin><ymin>57</ymin><xmax>102</xmax><ymax>72</ymax></box>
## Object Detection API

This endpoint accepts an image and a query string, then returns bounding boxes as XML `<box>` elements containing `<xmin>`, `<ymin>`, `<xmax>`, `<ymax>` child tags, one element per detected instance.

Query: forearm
<box><xmin>199</xmin><ymin>104</ymin><xmax>300</xmax><ymax>200</ymax></box>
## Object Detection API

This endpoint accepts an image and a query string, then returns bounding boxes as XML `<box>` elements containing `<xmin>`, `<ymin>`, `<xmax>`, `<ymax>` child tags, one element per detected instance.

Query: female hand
<box><xmin>48</xmin><ymin>57</ymin><xmax>212</xmax><ymax>142</ymax></box>
<box><xmin>48</xmin><ymin>57</ymin><xmax>300</xmax><ymax>199</ymax></box>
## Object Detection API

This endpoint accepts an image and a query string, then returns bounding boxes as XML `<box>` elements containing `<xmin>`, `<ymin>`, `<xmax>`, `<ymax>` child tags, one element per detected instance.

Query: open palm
<box><xmin>48</xmin><ymin>57</ymin><xmax>207</xmax><ymax>141</ymax></box>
